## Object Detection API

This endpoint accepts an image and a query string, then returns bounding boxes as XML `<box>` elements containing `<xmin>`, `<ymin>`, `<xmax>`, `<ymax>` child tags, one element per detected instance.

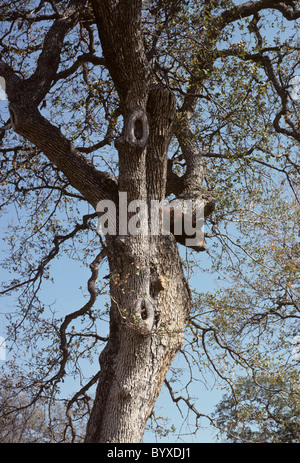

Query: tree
<box><xmin>0</xmin><ymin>374</ymin><xmax>79</xmax><ymax>443</ymax></box>
<box><xmin>0</xmin><ymin>0</ymin><xmax>299</xmax><ymax>443</ymax></box>
<box><xmin>213</xmin><ymin>373</ymin><xmax>300</xmax><ymax>443</ymax></box>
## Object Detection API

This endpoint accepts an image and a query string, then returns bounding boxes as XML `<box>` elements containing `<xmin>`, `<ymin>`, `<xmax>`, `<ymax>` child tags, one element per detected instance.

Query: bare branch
<box><xmin>54</xmin><ymin>53</ymin><xmax>106</xmax><ymax>82</ymax></box>
<box><xmin>0</xmin><ymin>212</ymin><xmax>99</xmax><ymax>296</ymax></box>
<box><xmin>220</xmin><ymin>0</ymin><xmax>300</xmax><ymax>25</ymax></box>
<box><xmin>24</xmin><ymin>0</ymin><xmax>87</xmax><ymax>106</ymax></box>
<box><xmin>57</xmin><ymin>248</ymin><xmax>107</xmax><ymax>383</ymax></box>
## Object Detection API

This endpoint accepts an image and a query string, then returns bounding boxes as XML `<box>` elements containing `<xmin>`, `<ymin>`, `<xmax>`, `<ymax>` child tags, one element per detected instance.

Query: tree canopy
<box><xmin>213</xmin><ymin>373</ymin><xmax>300</xmax><ymax>442</ymax></box>
<box><xmin>0</xmin><ymin>0</ymin><xmax>299</xmax><ymax>443</ymax></box>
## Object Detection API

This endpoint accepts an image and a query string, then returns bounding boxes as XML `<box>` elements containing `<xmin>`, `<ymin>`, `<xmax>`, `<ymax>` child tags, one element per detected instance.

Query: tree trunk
<box><xmin>84</xmin><ymin>69</ymin><xmax>192</xmax><ymax>442</ymax></box>
<box><xmin>84</xmin><ymin>234</ymin><xmax>191</xmax><ymax>443</ymax></box>
<box><xmin>79</xmin><ymin>0</ymin><xmax>198</xmax><ymax>441</ymax></box>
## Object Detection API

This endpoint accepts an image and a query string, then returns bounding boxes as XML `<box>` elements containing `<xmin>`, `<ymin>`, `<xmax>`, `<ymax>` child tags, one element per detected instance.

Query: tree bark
<box><xmin>84</xmin><ymin>58</ymin><xmax>192</xmax><ymax>443</ymax></box>
<box><xmin>84</xmin><ymin>234</ymin><xmax>191</xmax><ymax>443</ymax></box>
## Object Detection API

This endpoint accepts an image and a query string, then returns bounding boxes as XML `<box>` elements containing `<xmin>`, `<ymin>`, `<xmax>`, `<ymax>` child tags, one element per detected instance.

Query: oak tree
<box><xmin>0</xmin><ymin>0</ymin><xmax>299</xmax><ymax>443</ymax></box>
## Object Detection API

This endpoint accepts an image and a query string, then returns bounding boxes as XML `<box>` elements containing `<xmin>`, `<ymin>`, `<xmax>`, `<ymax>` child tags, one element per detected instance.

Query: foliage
<box><xmin>213</xmin><ymin>373</ymin><xmax>300</xmax><ymax>443</ymax></box>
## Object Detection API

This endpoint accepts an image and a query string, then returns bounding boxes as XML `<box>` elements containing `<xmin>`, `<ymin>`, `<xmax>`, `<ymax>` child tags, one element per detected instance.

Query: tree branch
<box><xmin>58</xmin><ymin>248</ymin><xmax>107</xmax><ymax>383</ymax></box>
<box><xmin>220</xmin><ymin>0</ymin><xmax>300</xmax><ymax>25</ymax></box>
<box><xmin>8</xmin><ymin>102</ymin><xmax>118</xmax><ymax>208</ymax></box>
<box><xmin>54</xmin><ymin>53</ymin><xmax>106</xmax><ymax>82</ymax></box>
<box><xmin>91</xmin><ymin>0</ymin><xmax>151</xmax><ymax>107</ymax></box>
<box><xmin>0</xmin><ymin>212</ymin><xmax>99</xmax><ymax>297</ymax></box>
<box><xmin>217</xmin><ymin>47</ymin><xmax>300</xmax><ymax>142</ymax></box>
<box><xmin>24</xmin><ymin>0</ymin><xmax>87</xmax><ymax>106</ymax></box>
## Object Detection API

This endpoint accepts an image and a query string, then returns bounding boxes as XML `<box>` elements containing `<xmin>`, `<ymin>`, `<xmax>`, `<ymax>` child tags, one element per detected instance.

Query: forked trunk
<box><xmin>84</xmin><ymin>81</ymin><xmax>192</xmax><ymax>442</ymax></box>
<box><xmin>83</xmin><ymin>2</ymin><xmax>195</xmax><ymax>441</ymax></box>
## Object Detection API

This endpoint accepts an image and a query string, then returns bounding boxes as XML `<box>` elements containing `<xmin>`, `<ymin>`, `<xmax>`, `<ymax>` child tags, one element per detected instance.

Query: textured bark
<box><xmin>84</xmin><ymin>56</ymin><xmax>192</xmax><ymax>441</ymax></box>
<box><xmin>84</xmin><ymin>235</ymin><xmax>191</xmax><ymax>443</ymax></box>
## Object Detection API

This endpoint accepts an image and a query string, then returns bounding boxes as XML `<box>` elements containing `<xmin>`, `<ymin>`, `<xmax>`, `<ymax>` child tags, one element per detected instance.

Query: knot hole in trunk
<box><xmin>125</xmin><ymin>108</ymin><xmax>149</xmax><ymax>149</ymax></box>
